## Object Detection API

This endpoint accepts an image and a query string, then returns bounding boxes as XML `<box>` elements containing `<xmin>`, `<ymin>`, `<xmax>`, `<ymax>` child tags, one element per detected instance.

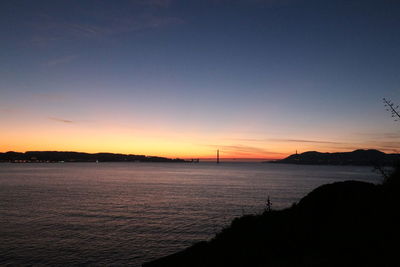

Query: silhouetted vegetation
<box><xmin>269</xmin><ymin>149</ymin><xmax>399</xmax><ymax>166</ymax></box>
<box><xmin>144</xmin><ymin>168</ymin><xmax>399</xmax><ymax>266</ymax></box>
<box><xmin>383</xmin><ymin>98</ymin><xmax>400</xmax><ymax>122</ymax></box>
<box><xmin>0</xmin><ymin>151</ymin><xmax>186</xmax><ymax>163</ymax></box>
<box><xmin>265</xmin><ymin>196</ymin><xmax>272</xmax><ymax>213</ymax></box>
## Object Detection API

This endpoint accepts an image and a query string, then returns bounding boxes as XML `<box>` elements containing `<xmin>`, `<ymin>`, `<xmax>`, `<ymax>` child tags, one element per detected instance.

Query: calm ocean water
<box><xmin>0</xmin><ymin>162</ymin><xmax>379</xmax><ymax>266</ymax></box>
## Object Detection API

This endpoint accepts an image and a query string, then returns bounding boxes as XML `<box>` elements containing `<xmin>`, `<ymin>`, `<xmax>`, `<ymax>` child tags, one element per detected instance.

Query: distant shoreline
<box><xmin>0</xmin><ymin>151</ymin><xmax>278</xmax><ymax>163</ymax></box>
<box><xmin>267</xmin><ymin>149</ymin><xmax>400</xmax><ymax>166</ymax></box>
<box><xmin>0</xmin><ymin>160</ymin><xmax>272</xmax><ymax>164</ymax></box>
<box><xmin>0</xmin><ymin>151</ymin><xmax>189</xmax><ymax>163</ymax></box>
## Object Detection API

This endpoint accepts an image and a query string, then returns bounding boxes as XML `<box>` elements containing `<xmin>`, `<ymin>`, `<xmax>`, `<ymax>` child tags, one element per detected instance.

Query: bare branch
<box><xmin>383</xmin><ymin>98</ymin><xmax>400</xmax><ymax>122</ymax></box>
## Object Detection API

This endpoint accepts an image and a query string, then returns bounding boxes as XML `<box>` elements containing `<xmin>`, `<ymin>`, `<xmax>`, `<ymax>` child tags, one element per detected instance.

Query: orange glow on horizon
<box><xmin>1</xmin><ymin>113</ymin><xmax>396</xmax><ymax>160</ymax></box>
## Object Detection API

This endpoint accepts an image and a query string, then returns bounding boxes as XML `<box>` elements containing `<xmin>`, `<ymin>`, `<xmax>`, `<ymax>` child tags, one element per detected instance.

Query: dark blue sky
<box><xmin>1</xmin><ymin>0</ymin><xmax>399</xmax><ymax>157</ymax></box>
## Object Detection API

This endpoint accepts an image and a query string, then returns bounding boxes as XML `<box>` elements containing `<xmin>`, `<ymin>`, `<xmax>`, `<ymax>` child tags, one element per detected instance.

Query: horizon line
<box><xmin>0</xmin><ymin>150</ymin><xmax>280</xmax><ymax>161</ymax></box>
<box><xmin>1</xmin><ymin>148</ymin><xmax>395</xmax><ymax>162</ymax></box>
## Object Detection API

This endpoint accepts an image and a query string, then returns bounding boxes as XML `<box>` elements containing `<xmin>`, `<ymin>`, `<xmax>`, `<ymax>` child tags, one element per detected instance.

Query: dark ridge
<box><xmin>0</xmin><ymin>151</ymin><xmax>186</xmax><ymax>163</ymax></box>
<box><xmin>268</xmin><ymin>149</ymin><xmax>399</xmax><ymax>166</ymax></box>
<box><xmin>143</xmin><ymin>167</ymin><xmax>400</xmax><ymax>267</ymax></box>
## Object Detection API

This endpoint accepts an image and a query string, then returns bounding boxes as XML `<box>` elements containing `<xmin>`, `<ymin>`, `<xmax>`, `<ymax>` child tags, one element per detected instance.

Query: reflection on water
<box><xmin>0</xmin><ymin>162</ymin><xmax>379</xmax><ymax>266</ymax></box>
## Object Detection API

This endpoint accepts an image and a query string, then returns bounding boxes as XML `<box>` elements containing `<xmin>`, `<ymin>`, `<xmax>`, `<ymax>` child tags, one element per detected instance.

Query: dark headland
<box><xmin>0</xmin><ymin>151</ymin><xmax>186</xmax><ymax>163</ymax></box>
<box><xmin>143</xmin><ymin>166</ymin><xmax>400</xmax><ymax>267</ymax></box>
<box><xmin>268</xmin><ymin>149</ymin><xmax>399</xmax><ymax>166</ymax></box>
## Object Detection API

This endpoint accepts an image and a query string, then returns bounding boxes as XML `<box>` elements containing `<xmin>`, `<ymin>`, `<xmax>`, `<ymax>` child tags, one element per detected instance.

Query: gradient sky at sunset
<box><xmin>1</xmin><ymin>0</ymin><xmax>399</xmax><ymax>159</ymax></box>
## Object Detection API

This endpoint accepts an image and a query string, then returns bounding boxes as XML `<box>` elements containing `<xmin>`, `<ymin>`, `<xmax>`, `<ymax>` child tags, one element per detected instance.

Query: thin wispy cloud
<box><xmin>356</xmin><ymin>132</ymin><xmax>400</xmax><ymax>140</ymax></box>
<box><xmin>134</xmin><ymin>0</ymin><xmax>173</xmax><ymax>8</ymax></box>
<box><xmin>381</xmin><ymin>133</ymin><xmax>400</xmax><ymax>139</ymax></box>
<box><xmin>207</xmin><ymin>144</ymin><xmax>286</xmax><ymax>157</ymax></box>
<box><xmin>0</xmin><ymin>108</ymin><xmax>14</xmax><ymax>113</ymax></box>
<box><xmin>211</xmin><ymin>0</ymin><xmax>295</xmax><ymax>6</ymax></box>
<box><xmin>34</xmin><ymin>93</ymin><xmax>67</xmax><ymax>101</ymax></box>
<box><xmin>45</xmin><ymin>55</ymin><xmax>77</xmax><ymax>66</ymax></box>
<box><xmin>226</xmin><ymin>137</ymin><xmax>344</xmax><ymax>145</ymax></box>
<box><xmin>225</xmin><ymin>138</ymin><xmax>267</xmax><ymax>142</ymax></box>
<box><xmin>30</xmin><ymin>12</ymin><xmax>184</xmax><ymax>45</ymax></box>
<box><xmin>269</xmin><ymin>138</ymin><xmax>344</xmax><ymax>145</ymax></box>
<box><xmin>48</xmin><ymin>117</ymin><xmax>74</xmax><ymax>124</ymax></box>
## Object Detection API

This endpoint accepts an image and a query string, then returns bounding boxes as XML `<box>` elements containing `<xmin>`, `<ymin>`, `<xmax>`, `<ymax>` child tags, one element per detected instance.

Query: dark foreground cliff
<box><xmin>143</xmin><ymin>167</ymin><xmax>400</xmax><ymax>267</ymax></box>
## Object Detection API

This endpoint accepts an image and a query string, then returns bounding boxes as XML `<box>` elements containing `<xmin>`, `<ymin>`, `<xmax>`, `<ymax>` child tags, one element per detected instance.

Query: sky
<box><xmin>0</xmin><ymin>0</ymin><xmax>399</xmax><ymax>160</ymax></box>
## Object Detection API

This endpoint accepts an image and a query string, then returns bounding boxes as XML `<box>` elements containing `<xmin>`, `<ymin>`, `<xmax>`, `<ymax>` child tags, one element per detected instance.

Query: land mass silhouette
<box><xmin>269</xmin><ymin>149</ymin><xmax>399</xmax><ymax>166</ymax></box>
<box><xmin>143</xmin><ymin>166</ymin><xmax>399</xmax><ymax>267</ymax></box>
<box><xmin>0</xmin><ymin>151</ymin><xmax>186</xmax><ymax>163</ymax></box>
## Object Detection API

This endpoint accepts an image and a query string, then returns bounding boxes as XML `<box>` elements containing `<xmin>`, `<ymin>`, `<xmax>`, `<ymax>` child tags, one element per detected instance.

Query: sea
<box><xmin>0</xmin><ymin>162</ymin><xmax>380</xmax><ymax>266</ymax></box>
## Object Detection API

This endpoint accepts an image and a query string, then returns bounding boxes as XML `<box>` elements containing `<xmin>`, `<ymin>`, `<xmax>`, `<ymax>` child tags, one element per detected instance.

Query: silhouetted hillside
<box><xmin>269</xmin><ymin>149</ymin><xmax>399</xmax><ymax>166</ymax></box>
<box><xmin>143</xmin><ymin>167</ymin><xmax>400</xmax><ymax>267</ymax></box>
<box><xmin>0</xmin><ymin>151</ymin><xmax>186</xmax><ymax>163</ymax></box>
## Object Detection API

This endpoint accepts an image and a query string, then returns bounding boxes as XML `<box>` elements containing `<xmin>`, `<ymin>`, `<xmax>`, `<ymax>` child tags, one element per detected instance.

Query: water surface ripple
<box><xmin>0</xmin><ymin>162</ymin><xmax>379</xmax><ymax>266</ymax></box>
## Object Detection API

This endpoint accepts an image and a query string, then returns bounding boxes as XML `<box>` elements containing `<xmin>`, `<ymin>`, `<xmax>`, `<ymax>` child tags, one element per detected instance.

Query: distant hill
<box><xmin>0</xmin><ymin>151</ymin><xmax>186</xmax><ymax>163</ymax></box>
<box><xmin>268</xmin><ymin>149</ymin><xmax>399</xmax><ymax>166</ymax></box>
